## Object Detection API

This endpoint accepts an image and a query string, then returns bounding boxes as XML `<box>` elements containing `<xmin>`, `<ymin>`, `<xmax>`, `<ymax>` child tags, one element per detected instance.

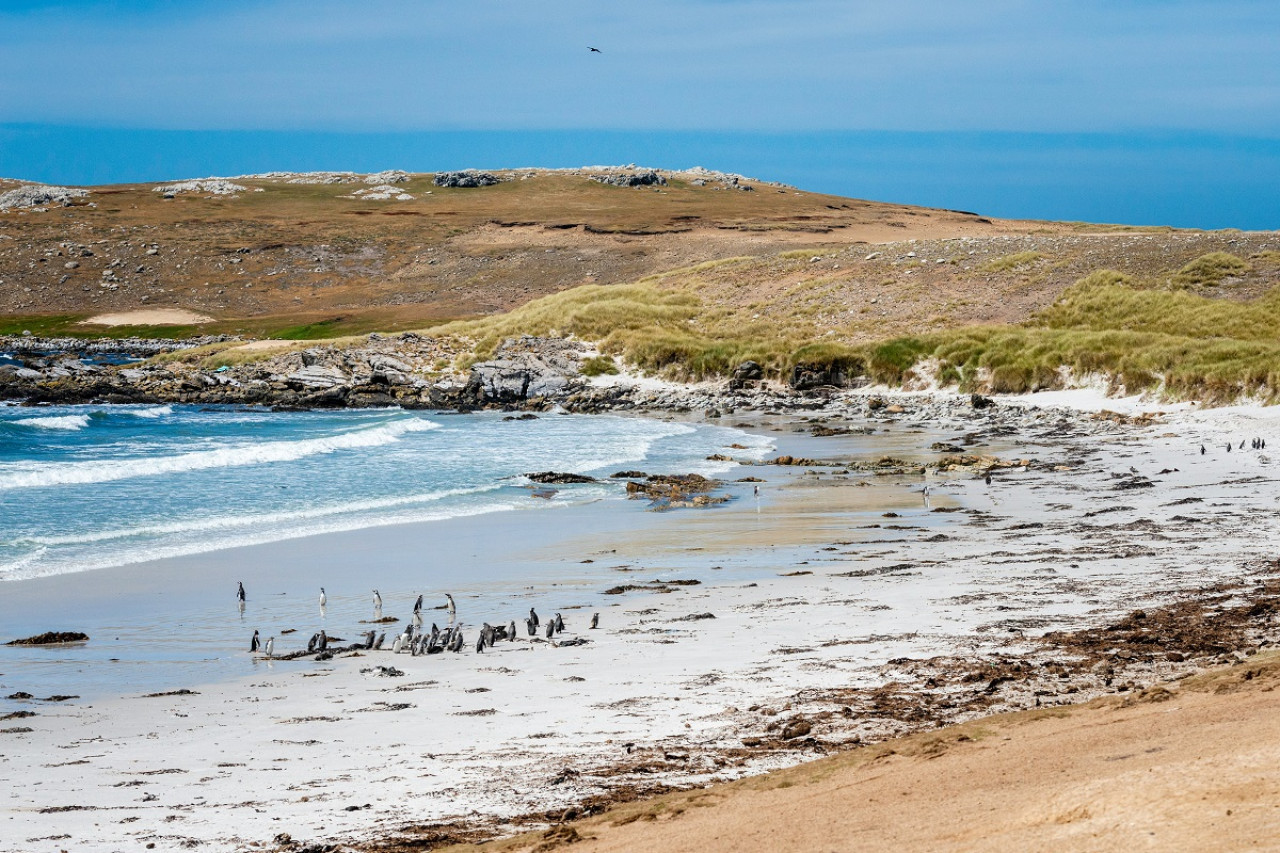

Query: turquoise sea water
<box><xmin>0</xmin><ymin>404</ymin><xmax>771</xmax><ymax>582</ymax></box>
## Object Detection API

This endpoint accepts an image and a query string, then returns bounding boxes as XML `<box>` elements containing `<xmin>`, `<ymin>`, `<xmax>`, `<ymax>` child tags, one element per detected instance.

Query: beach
<box><xmin>3</xmin><ymin>391</ymin><xmax>1279</xmax><ymax>851</ymax></box>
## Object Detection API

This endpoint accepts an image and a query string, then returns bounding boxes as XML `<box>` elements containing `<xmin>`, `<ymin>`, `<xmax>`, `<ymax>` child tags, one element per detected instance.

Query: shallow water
<box><xmin>0</xmin><ymin>406</ymin><xmax>954</xmax><ymax>701</ymax></box>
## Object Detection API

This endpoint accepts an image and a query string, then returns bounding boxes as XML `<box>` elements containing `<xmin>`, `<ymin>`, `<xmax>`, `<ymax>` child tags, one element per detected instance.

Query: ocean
<box><xmin>0</xmin><ymin>404</ymin><xmax>771</xmax><ymax>583</ymax></box>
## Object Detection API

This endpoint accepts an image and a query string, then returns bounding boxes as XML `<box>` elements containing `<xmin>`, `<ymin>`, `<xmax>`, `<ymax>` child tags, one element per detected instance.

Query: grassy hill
<box><xmin>2</xmin><ymin>167</ymin><xmax>1277</xmax><ymax>401</ymax></box>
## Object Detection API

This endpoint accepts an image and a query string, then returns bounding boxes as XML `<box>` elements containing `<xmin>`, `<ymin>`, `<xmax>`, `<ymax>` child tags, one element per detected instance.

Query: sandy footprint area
<box><xmin>78</xmin><ymin>308</ymin><xmax>215</xmax><ymax>326</ymax></box>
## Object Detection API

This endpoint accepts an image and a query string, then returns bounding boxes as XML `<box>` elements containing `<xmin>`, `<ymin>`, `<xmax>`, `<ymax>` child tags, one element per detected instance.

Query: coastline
<box><xmin>2</xmin><ymin>392</ymin><xmax>1279</xmax><ymax>851</ymax></box>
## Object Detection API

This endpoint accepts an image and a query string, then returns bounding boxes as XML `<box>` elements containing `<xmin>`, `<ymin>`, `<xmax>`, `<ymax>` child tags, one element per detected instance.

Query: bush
<box><xmin>1173</xmin><ymin>252</ymin><xmax>1250</xmax><ymax>287</ymax></box>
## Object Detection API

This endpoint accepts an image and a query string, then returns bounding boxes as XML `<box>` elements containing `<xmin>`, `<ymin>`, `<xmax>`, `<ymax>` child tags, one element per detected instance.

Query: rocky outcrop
<box><xmin>789</xmin><ymin>360</ymin><xmax>868</xmax><ymax>391</ymax></box>
<box><xmin>728</xmin><ymin>360</ymin><xmax>764</xmax><ymax>390</ymax></box>
<box><xmin>153</xmin><ymin>179</ymin><xmax>249</xmax><ymax>197</ymax></box>
<box><xmin>465</xmin><ymin>336</ymin><xmax>585</xmax><ymax>404</ymax></box>
<box><xmin>433</xmin><ymin>171</ymin><xmax>501</xmax><ymax>188</ymax></box>
<box><xmin>0</xmin><ymin>184</ymin><xmax>89</xmax><ymax>210</ymax></box>
<box><xmin>589</xmin><ymin>170</ymin><xmax>667</xmax><ymax>188</ymax></box>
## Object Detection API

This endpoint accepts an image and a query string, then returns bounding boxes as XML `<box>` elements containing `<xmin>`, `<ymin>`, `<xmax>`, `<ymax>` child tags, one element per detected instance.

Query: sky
<box><xmin>1</xmin><ymin>0</ymin><xmax>1277</xmax><ymax>228</ymax></box>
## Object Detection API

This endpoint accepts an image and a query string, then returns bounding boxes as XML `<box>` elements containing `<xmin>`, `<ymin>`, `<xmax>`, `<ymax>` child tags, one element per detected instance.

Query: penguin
<box><xmin>554</xmin><ymin>613</ymin><xmax>565</xmax><ymax>634</ymax></box>
<box><xmin>590</xmin><ymin>613</ymin><xmax>599</xmax><ymax>630</ymax></box>
<box><xmin>319</xmin><ymin>587</ymin><xmax>327</xmax><ymax>608</ymax></box>
<box><xmin>374</xmin><ymin>632</ymin><xmax>386</xmax><ymax>650</ymax></box>
<box><xmin>307</xmin><ymin>633</ymin><xmax>319</xmax><ymax>653</ymax></box>
<box><xmin>1201</xmin><ymin>444</ymin><xmax>1206</xmax><ymax>455</ymax></box>
<box><xmin>373</xmin><ymin>589</ymin><xmax>382</xmax><ymax>610</ymax></box>
<box><xmin>508</xmin><ymin>620</ymin><xmax>518</xmax><ymax>641</ymax></box>
<box><xmin>1240</xmin><ymin>439</ymin><xmax>1247</xmax><ymax>450</ymax></box>
<box><xmin>237</xmin><ymin>581</ymin><xmax>246</xmax><ymax>603</ymax></box>
<box><xmin>530</xmin><ymin>608</ymin><xmax>540</xmax><ymax>629</ymax></box>
<box><xmin>364</xmin><ymin>630</ymin><xmax>376</xmax><ymax>649</ymax></box>
<box><xmin>445</xmin><ymin>593</ymin><xmax>456</xmax><ymax>616</ymax></box>
<box><xmin>413</xmin><ymin>594</ymin><xmax>423</xmax><ymax>614</ymax></box>
<box><xmin>264</xmin><ymin>637</ymin><xmax>274</xmax><ymax>658</ymax></box>
<box><xmin>475</xmin><ymin>635</ymin><xmax>485</xmax><ymax>654</ymax></box>
<box><xmin>412</xmin><ymin>610</ymin><xmax>424</xmax><ymax>629</ymax></box>
<box><xmin>984</xmin><ymin>472</ymin><xmax>992</xmax><ymax>486</ymax></box>
<box><xmin>392</xmin><ymin>634</ymin><xmax>405</xmax><ymax>654</ymax></box>
<box><xmin>545</xmin><ymin>620</ymin><xmax>555</xmax><ymax>639</ymax></box>
<box><xmin>527</xmin><ymin>617</ymin><xmax>536</xmax><ymax>637</ymax></box>
<box><xmin>250</xmin><ymin>630</ymin><xmax>260</xmax><ymax>652</ymax></box>
<box><xmin>318</xmin><ymin>630</ymin><xmax>328</xmax><ymax>652</ymax></box>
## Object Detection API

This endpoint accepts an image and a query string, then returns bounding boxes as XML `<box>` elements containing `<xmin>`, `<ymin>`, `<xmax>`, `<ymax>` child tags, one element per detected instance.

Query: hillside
<box><xmin>2</xmin><ymin>166</ymin><xmax>1278</xmax><ymax>403</ymax></box>
<box><xmin>0</xmin><ymin>166</ymin><xmax>1024</xmax><ymax>339</ymax></box>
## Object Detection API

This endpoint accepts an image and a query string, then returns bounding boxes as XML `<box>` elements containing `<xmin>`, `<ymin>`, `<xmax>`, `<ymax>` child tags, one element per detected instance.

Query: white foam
<box><xmin>10</xmin><ymin>414</ymin><xmax>91</xmax><ymax>431</ymax></box>
<box><xmin>0</xmin><ymin>417</ymin><xmax>437</xmax><ymax>490</ymax></box>
<box><xmin>125</xmin><ymin>405</ymin><xmax>173</xmax><ymax>419</ymax></box>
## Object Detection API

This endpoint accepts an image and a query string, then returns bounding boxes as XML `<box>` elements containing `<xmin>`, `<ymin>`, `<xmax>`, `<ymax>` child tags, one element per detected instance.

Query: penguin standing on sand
<box><xmin>590</xmin><ymin>613</ymin><xmax>599</xmax><ymax>629</ymax></box>
<box><xmin>319</xmin><ymin>587</ymin><xmax>327</xmax><ymax>609</ymax></box>
<box><xmin>508</xmin><ymin>620</ymin><xmax>518</xmax><ymax>641</ymax></box>
<box><xmin>413</xmin><ymin>594</ymin><xmax>424</xmax><ymax>614</ymax></box>
<box><xmin>373</xmin><ymin>589</ymin><xmax>382</xmax><ymax>610</ymax></box>
<box><xmin>445</xmin><ymin>593</ymin><xmax>456</xmax><ymax>617</ymax></box>
<box><xmin>264</xmin><ymin>637</ymin><xmax>274</xmax><ymax>658</ymax></box>
<box><xmin>530</xmin><ymin>608</ymin><xmax>540</xmax><ymax>629</ymax></box>
<box><xmin>250</xmin><ymin>630</ymin><xmax>260</xmax><ymax>652</ymax></box>
<box><xmin>238</xmin><ymin>582</ymin><xmax>246</xmax><ymax>603</ymax></box>
<box><xmin>1201</xmin><ymin>444</ymin><xmax>1206</xmax><ymax>455</ymax></box>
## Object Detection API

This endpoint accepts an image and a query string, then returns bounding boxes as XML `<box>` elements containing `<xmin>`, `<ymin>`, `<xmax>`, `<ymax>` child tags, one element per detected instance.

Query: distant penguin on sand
<box><xmin>319</xmin><ymin>587</ymin><xmax>327</xmax><ymax>608</ymax></box>
<box><xmin>445</xmin><ymin>593</ymin><xmax>456</xmax><ymax>616</ymax></box>
<box><xmin>1201</xmin><ymin>444</ymin><xmax>1206</xmax><ymax>455</ymax></box>
<box><xmin>590</xmin><ymin>613</ymin><xmax>599</xmax><ymax>629</ymax></box>
<box><xmin>307</xmin><ymin>633</ymin><xmax>319</xmax><ymax>653</ymax></box>
<box><xmin>413</xmin><ymin>594</ymin><xmax>424</xmax><ymax>614</ymax></box>
<box><xmin>264</xmin><ymin>637</ymin><xmax>274</xmax><ymax>658</ymax></box>
<box><xmin>554</xmin><ymin>613</ymin><xmax>565</xmax><ymax>634</ymax></box>
<box><xmin>318</xmin><ymin>629</ymin><xmax>328</xmax><ymax>652</ymax></box>
<box><xmin>530</xmin><ymin>608</ymin><xmax>540</xmax><ymax>629</ymax></box>
<box><xmin>374</xmin><ymin>632</ymin><xmax>386</xmax><ymax>650</ymax></box>
<box><xmin>508</xmin><ymin>620</ymin><xmax>518</xmax><ymax>641</ymax></box>
<box><xmin>250</xmin><ymin>630</ymin><xmax>260</xmax><ymax>652</ymax></box>
<box><xmin>238</xmin><ymin>582</ymin><xmax>246</xmax><ymax>603</ymax></box>
<box><xmin>527</xmin><ymin>617</ymin><xmax>536</xmax><ymax>637</ymax></box>
<box><xmin>545</xmin><ymin>620</ymin><xmax>555</xmax><ymax>639</ymax></box>
<box><xmin>373</xmin><ymin>589</ymin><xmax>382</xmax><ymax>610</ymax></box>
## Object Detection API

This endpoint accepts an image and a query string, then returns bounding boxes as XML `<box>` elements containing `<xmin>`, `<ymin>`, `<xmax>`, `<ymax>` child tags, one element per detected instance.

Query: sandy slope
<box><xmin>485</xmin><ymin>654</ymin><xmax>1280</xmax><ymax>853</ymax></box>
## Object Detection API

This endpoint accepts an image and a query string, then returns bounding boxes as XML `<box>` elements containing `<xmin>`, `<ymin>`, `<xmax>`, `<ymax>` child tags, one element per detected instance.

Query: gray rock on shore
<box><xmin>465</xmin><ymin>336</ymin><xmax>585</xmax><ymax>404</ymax></box>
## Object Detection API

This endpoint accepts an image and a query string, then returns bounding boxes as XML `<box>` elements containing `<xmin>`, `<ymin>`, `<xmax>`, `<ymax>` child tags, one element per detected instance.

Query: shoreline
<box><xmin>2</xmin><ymin>393</ymin><xmax>1279</xmax><ymax>851</ymax></box>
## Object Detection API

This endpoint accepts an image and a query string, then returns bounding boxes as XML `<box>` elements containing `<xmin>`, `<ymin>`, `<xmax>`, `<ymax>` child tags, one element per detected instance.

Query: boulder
<box><xmin>284</xmin><ymin>365</ymin><xmax>350</xmax><ymax>390</ymax></box>
<box><xmin>466</xmin><ymin>336</ymin><xmax>584</xmax><ymax>404</ymax></box>
<box><xmin>728</xmin><ymin>360</ymin><xmax>763</xmax><ymax>390</ymax></box>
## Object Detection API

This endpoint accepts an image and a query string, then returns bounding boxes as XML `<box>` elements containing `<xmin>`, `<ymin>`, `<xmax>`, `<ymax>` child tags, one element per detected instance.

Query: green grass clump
<box><xmin>579</xmin><ymin>355</ymin><xmax>619</xmax><ymax>376</ymax></box>
<box><xmin>1172</xmin><ymin>252</ymin><xmax>1250</xmax><ymax>287</ymax></box>
<box><xmin>978</xmin><ymin>251</ymin><xmax>1043</xmax><ymax>273</ymax></box>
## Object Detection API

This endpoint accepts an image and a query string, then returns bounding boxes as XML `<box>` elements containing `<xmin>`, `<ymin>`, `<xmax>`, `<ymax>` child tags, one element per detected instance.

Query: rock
<box><xmin>728</xmin><ymin>360</ymin><xmax>763</xmax><ymax>390</ymax></box>
<box><xmin>284</xmin><ymin>365</ymin><xmax>350</xmax><ymax>390</ymax></box>
<box><xmin>611</xmin><ymin>470</ymin><xmax>647</xmax><ymax>479</ymax></box>
<box><xmin>152</xmin><ymin>179</ymin><xmax>248</xmax><ymax>196</ymax></box>
<box><xmin>971</xmin><ymin>393</ymin><xmax>994</xmax><ymax>409</ymax></box>
<box><xmin>526</xmin><ymin>472</ymin><xmax>598</xmax><ymax>484</ymax></box>
<box><xmin>790</xmin><ymin>360</ymin><xmax>866</xmax><ymax>391</ymax></box>
<box><xmin>0</xmin><ymin>184</ymin><xmax>89</xmax><ymax>210</ymax></box>
<box><xmin>6</xmin><ymin>631</ymin><xmax>89</xmax><ymax>646</ymax></box>
<box><xmin>465</xmin><ymin>336</ymin><xmax>584</xmax><ymax>404</ymax></box>
<box><xmin>432</xmin><ymin>170</ymin><xmax>501</xmax><ymax>188</ymax></box>
<box><xmin>589</xmin><ymin>170</ymin><xmax>667</xmax><ymax>187</ymax></box>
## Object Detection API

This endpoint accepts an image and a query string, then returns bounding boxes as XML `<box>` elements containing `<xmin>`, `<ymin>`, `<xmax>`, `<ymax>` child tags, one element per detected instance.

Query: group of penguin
<box><xmin>241</xmin><ymin>582</ymin><xmax>599</xmax><ymax>660</ymax></box>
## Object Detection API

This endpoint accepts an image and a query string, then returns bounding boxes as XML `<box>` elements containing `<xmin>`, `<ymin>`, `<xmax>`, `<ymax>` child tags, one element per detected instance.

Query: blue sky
<box><xmin>1</xmin><ymin>1</ymin><xmax>1277</xmax><ymax>227</ymax></box>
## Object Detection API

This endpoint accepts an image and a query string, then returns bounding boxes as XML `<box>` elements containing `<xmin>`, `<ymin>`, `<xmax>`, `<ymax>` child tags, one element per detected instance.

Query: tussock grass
<box><xmin>1173</xmin><ymin>252</ymin><xmax>1251</xmax><ymax>287</ymax></box>
<box><xmin>979</xmin><ymin>251</ymin><xmax>1043</xmax><ymax>274</ymax></box>
<box><xmin>865</xmin><ymin>270</ymin><xmax>1280</xmax><ymax>402</ymax></box>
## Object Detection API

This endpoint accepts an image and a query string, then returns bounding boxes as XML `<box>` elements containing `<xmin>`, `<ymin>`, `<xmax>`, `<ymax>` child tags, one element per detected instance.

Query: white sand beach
<box><xmin>3</xmin><ymin>394</ymin><xmax>1279</xmax><ymax>851</ymax></box>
